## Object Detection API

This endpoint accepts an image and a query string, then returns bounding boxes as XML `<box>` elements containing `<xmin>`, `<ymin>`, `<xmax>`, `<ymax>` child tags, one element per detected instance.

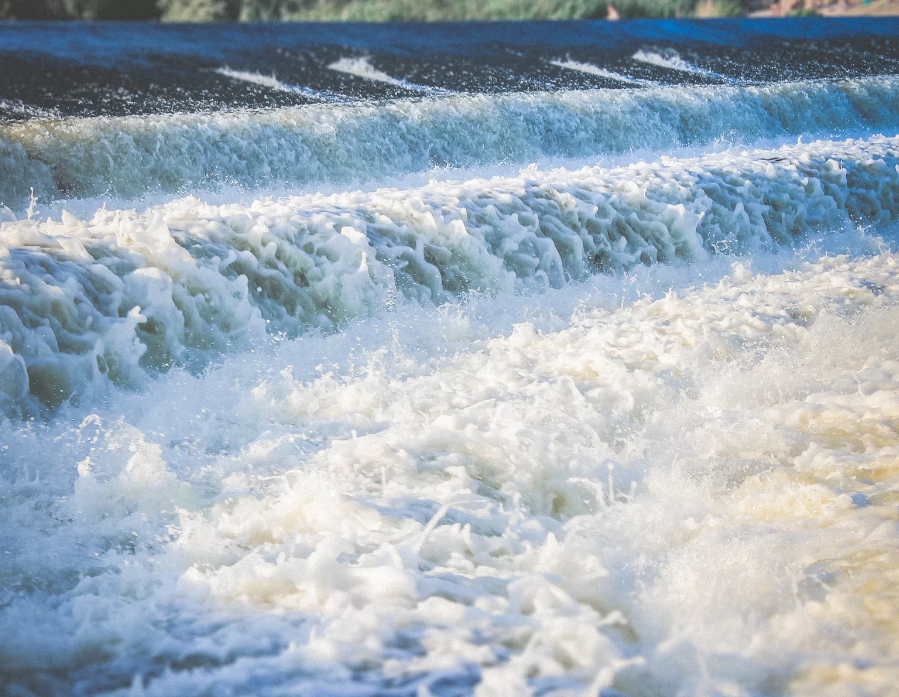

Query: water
<box><xmin>1</xmin><ymin>19</ymin><xmax>899</xmax><ymax>697</ymax></box>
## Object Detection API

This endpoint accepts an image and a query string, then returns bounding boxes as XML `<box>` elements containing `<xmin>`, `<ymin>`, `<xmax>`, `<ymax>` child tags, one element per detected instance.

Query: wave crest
<box><xmin>2</xmin><ymin>77</ymin><xmax>898</xmax><ymax>208</ymax></box>
<box><xmin>0</xmin><ymin>134</ymin><xmax>897</xmax><ymax>415</ymax></box>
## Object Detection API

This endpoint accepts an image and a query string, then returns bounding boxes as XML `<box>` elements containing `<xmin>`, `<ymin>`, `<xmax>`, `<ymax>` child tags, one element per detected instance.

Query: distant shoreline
<box><xmin>2</xmin><ymin>0</ymin><xmax>897</xmax><ymax>22</ymax></box>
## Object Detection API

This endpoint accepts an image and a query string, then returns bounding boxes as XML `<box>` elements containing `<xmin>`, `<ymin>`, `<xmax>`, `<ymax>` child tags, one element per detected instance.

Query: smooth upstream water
<box><xmin>1</xmin><ymin>19</ymin><xmax>899</xmax><ymax>697</ymax></box>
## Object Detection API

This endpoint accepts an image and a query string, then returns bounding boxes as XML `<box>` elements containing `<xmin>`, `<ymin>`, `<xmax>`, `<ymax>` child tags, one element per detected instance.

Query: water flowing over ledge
<box><xmin>2</xmin><ymin>239</ymin><xmax>898</xmax><ymax>697</ymax></box>
<box><xmin>1</xmin><ymin>134</ymin><xmax>898</xmax><ymax>416</ymax></box>
<box><xmin>5</xmin><ymin>20</ymin><xmax>899</xmax><ymax>697</ymax></box>
<box><xmin>2</xmin><ymin>76</ymin><xmax>899</xmax><ymax>208</ymax></box>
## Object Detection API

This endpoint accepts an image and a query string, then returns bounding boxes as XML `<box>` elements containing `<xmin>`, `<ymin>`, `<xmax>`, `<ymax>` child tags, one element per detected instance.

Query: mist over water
<box><xmin>2</xmin><ymin>19</ymin><xmax>899</xmax><ymax>697</ymax></box>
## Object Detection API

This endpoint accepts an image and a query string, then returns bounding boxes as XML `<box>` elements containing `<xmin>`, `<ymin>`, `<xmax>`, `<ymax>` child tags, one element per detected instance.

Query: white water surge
<box><xmin>2</xmin><ymin>76</ymin><xmax>898</xmax><ymax>207</ymax></box>
<box><xmin>3</xmin><ymin>64</ymin><xmax>899</xmax><ymax>697</ymax></box>
<box><xmin>1</xmin><ymin>134</ymin><xmax>897</xmax><ymax>417</ymax></box>
<box><xmin>1</xmin><ymin>229</ymin><xmax>898</xmax><ymax>696</ymax></box>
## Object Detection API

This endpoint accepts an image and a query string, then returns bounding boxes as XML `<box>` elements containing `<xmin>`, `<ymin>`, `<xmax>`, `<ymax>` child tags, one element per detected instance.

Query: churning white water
<box><xmin>3</xmin><ymin>76</ymin><xmax>897</xmax><ymax>206</ymax></box>
<box><xmin>2</xmin><ymin>39</ymin><xmax>899</xmax><ymax>696</ymax></box>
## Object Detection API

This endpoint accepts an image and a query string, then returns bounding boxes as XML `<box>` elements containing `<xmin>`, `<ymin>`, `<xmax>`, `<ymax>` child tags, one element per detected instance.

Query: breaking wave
<box><xmin>1</xmin><ymin>134</ymin><xmax>897</xmax><ymax>416</ymax></box>
<box><xmin>2</xmin><ymin>76</ymin><xmax>898</xmax><ymax>208</ymax></box>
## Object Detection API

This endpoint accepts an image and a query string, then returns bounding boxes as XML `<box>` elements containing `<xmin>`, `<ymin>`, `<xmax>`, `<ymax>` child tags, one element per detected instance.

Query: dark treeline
<box><xmin>0</xmin><ymin>0</ymin><xmax>751</xmax><ymax>21</ymax></box>
<box><xmin>2</xmin><ymin>0</ymin><xmax>161</xmax><ymax>19</ymax></box>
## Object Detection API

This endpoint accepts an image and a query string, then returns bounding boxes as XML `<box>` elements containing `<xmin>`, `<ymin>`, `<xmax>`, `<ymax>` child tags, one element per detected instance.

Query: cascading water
<box><xmin>2</xmin><ymin>19</ymin><xmax>899</xmax><ymax>697</ymax></box>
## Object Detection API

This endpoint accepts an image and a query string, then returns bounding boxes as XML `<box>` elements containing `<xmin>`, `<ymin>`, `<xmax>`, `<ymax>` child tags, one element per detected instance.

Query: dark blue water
<box><xmin>2</xmin><ymin>18</ymin><xmax>898</xmax><ymax>118</ymax></box>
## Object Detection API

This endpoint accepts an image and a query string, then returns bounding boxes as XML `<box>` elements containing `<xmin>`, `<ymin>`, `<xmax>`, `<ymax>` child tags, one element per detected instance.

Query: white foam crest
<box><xmin>0</xmin><ymin>135</ymin><xmax>897</xmax><ymax>416</ymax></box>
<box><xmin>327</xmin><ymin>56</ymin><xmax>447</xmax><ymax>94</ymax></box>
<box><xmin>4</xmin><ymin>76</ymin><xmax>896</xmax><ymax>208</ymax></box>
<box><xmin>632</xmin><ymin>48</ymin><xmax>725</xmax><ymax>79</ymax></box>
<box><xmin>2</xmin><ymin>234</ymin><xmax>899</xmax><ymax>696</ymax></box>
<box><xmin>549</xmin><ymin>59</ymin><xmax>646</xmax><ymax>85</ymax></box>
<box><xmin>214</xmin><ymin>67</ymin><xmax>345</xmax><ymax>102</ymax></box>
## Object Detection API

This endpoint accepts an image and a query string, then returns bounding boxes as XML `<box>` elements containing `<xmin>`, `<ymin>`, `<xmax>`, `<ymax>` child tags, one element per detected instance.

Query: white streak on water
<box><xmin>549</xmin><ymin>59</ymin><xmax>646</xmax><ymax>85</ymax></box>
<box><xmin>214</xmin><ymin>67</ymin><xmax>346</xmax><ymax>102</ymax></box>
<box><xmin>632</xmin><ymin>49</ymin><xmax>726</xmax><ymax>80</ymax></box>
<box><xmin>327</xmin><ymin>56</ymin><xmax>448</xmax><ymax>94</ymax></box>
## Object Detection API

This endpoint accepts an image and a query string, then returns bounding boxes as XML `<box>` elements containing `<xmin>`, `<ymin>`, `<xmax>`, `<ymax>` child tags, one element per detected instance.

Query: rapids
<box><xmin>1</xmin><ymin>19</ymin><xmax>899</xmax><ymax>697</ymax></box>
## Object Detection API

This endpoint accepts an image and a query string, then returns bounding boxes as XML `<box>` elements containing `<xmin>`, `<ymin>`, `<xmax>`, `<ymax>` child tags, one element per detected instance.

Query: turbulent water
<box><xmin>2</xmin><ymin>18</ymin><xmax>899</xmax><ymax>697</ymax></box>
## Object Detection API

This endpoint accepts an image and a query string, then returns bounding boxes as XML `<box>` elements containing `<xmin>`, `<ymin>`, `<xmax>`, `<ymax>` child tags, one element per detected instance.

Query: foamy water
<box><xmin>4</xmin><ymin>76</ymin><xmax>897</xmax><ymax>207</ymax></box>
<box><xmin>327</xmin><ymin>57</ymin><xmax>448</xmax><ymax>94</ymax></box>
<box><xmin>2</xmin><ymin>134</ymin><xmax>898</xmax><ymax>417</ymax></box>
<box><xmin>214</xmin><ymin>68</ymin><xmax>346</xmax><ymax>102</ymax></box>
<box><xmin>548</xmin><ymin>60</ymin><xmax>646</xmax><ymax>85</ymax></box>
<box><xmin>631</xmin><ymin>49</ymin><xmax>725</xmax><ymax>80</ymax></box>
<box><xmin>2</xmin><ymin>22</ymin><xmax>899</xmax><ymax>697</ymax></box>
<box><xmin>3</xmin><ymin>233</ymin><xmax>898</xmax><ymax>696</ymax></box>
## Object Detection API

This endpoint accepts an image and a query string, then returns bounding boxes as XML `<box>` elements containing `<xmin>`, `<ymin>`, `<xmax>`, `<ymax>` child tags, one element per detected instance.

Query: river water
<box><xmin>1</xmin><ymin>18</ymin><xmax>899</xmax><ymax>697</ymax></box>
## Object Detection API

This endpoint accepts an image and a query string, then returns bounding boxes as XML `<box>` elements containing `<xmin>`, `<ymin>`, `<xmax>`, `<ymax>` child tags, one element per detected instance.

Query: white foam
<box><xmin>214</xmin><ymin>67</ymin><xmax>345</xmax><ymax>102</ymax></box>
<box><xmin>632</xmin><ymin>49</ymin><xmax>724</xmax><ymax>79</ymax></box>
<box><xmin>327</xmin><ymin>56</ymin><xmax>447</xmax><ymax>94</ymax></box>
<box><xmin>0</xmin><ymin>134</ymin><xmax>897</xmax><ymax>416</ymax></box>
<box><xmin>3</xmin><ymin>56</ymin><xmax>899</xmax><ymax>697</ymax></box>
<box><xmin>3</xmin><ymin>76</ymin><xmax>895</xmax><ymax>208</ymax></box>
<box><xmin>549</xmin><ymin>59</ymin><xmax>646</xmax><ymax>85</ymax></box>
<box><xmin>1</xmin><ymin>233</ymin><xmax>898</xmax><ymax>696</ymax></box>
